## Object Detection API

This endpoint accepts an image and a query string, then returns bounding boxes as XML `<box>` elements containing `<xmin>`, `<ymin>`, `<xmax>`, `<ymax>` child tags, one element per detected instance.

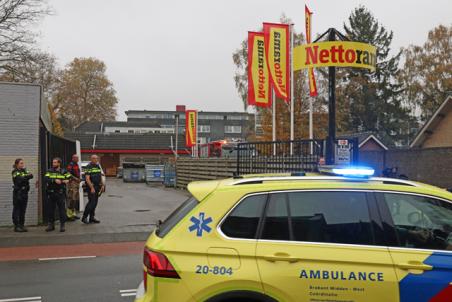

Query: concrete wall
<box><xmin>0</xmin><ymin>83</ymin><xmax>41</xmax><ymax>226</ymax></box>
<box><xmin>360</xmin><ymin>147</ymin><xmax>452</xmax><ymax>189</ymax></box>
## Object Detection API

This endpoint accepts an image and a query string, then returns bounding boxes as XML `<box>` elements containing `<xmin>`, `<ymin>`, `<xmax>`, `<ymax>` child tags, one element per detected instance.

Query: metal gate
<box><xmin>236</xmin><ymin>138</ymin><xmax>359</xmax><ymax>175</ymax></box>
<box><xmin>40</xmin><ymin>129</ymin><xmax>76</xmax><ymax>223</ymax></box>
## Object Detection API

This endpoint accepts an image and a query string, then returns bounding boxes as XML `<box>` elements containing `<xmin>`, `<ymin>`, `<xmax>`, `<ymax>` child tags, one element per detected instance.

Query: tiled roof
<box><xmin>337</xmin><ymin>132</ymin><xmax>389</xmax><ymax>150</ymax></box>
<box><xmin>75</xmin><ymin>120</ymin><xmax>161</xmax><ymax>133</ymax></box>
<box><xmin>64</xmin><ymin>132</ymin><xmax>186</xmax><ymax>151</ymax></box>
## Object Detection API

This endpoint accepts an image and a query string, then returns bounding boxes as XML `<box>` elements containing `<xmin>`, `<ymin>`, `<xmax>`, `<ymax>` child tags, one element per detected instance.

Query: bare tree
<box><xmin>0</xmin><ymin>0</ymin><xmax>50</xmax><ymax>66</ymax></box>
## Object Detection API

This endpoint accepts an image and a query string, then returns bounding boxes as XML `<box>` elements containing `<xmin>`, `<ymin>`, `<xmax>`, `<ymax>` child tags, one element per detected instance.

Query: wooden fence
<box><xmin>176</xmin><ymin>158</ymin><xmax>236</xmax><ymax>188</ymax></box>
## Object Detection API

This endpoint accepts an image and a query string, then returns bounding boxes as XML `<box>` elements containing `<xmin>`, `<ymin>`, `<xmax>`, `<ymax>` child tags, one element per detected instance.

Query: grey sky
<box><xmin>38</xmin><ymin>0</ymin><xmax>451</xmax><ymax>120</ymax></box>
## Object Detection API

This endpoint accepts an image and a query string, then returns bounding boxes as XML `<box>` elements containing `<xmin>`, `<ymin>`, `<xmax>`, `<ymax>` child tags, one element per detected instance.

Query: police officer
<box><xmin>82</xmin><ymin>155</ymin><xmax>104</xmax><ymax>224</ymax></box>
<box><xmin>12</xmin><ymin>158</ymin><xmax>33</xmax><ymax>232</ymax></box>
<box><xmin>66</xmin><ymin>154</ymin><xmax>81</xmax><ymax>221</ymax></box>
<box><xmin>45</xmin><ymin>157</ymin><xmax>71</xmax><ymax>232</ymax></box>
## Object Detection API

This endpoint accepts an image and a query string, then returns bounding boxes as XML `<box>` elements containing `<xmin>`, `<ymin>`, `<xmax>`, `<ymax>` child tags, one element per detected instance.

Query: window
<box><xmin>262</xmin><ymin>193</ymin><xmax>290</xmax><ymax>241</ymax></box>
<box><xmin>225</xmin><ymin>125</ymin><xmax>242</xmax><ymax>134</ymax></box>
<box><xmin>198</xmin><ymin>125</ymin><xmax>211</xmax><ymax>133</ymax></box>
<box><xmin>221</xmin><ymin>194</ymin><xmax>267</xmax><ymax>239</ymax></box>
<box><xmin>382</xmin><ymin>193</ymin><xmax>452</xmax><ymax>251</ymax></box>
<box><xmin>114</xmin><ymin>130</ymin><xmax>120</xmax><ymax>133</ymax></box>
<box><xmin>128</xmin><ymin>130</ymin><xmax>134</xmax><ymax>133</ymax></box>
<box><xmin>227</xmin><ymin>115</ymin><xmax>248</xmax><ymax>120</ymax></box>
<box><xmin>157</xmin><ymin>197</ymin><xmax>199</xmax><ymax>238</ymax></box>
<box><xmin>287</xmin><ymin>191</ymin><xmax>373</xmax><ymax>245</ymax></box>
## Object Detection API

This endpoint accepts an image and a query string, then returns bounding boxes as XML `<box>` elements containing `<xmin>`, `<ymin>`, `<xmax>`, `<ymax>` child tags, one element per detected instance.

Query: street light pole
<box><xmin>290</xmin><ymin>23</ymin><xmax>295</xmax><ymax>155</ymax></box>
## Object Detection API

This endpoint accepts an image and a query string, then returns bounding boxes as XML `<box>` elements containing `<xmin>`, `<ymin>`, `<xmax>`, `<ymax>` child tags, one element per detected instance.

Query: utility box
<box><xmin>146</xmin><ymin>164</ymin><xmax>164</xmax><ymax>183</ymax></box>
<box><xmin>163</xmin><ymin>163</ymin><xmax>176</xmax><ymax>187</ymax></box>
<box><xmin>123</xmin><ymin>163</ymin><xmax>146</xmax><ymax>182</ymax></box>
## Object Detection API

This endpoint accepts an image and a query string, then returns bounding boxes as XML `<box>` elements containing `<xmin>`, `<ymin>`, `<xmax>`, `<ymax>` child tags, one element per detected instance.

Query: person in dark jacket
<box><xmin>12</xmin><ymin>158</ymin><xmax>33</xmax><ymax>232</ymax></box>
<box><xmin>82</xmin><ymin>154</ymin><xmax>104</xmax><ymax>224</ymax></box>
<box><xmin>44</xmin><ymin>158</ymin><xmax>71</xmax><ymax>232</ymax></box>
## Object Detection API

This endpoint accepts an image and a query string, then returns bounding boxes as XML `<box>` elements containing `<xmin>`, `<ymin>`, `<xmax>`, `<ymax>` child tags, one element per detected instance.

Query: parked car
<box><xmin>134</xmin><ymin>166</ymin><xmax>452</xmax><ymax>302</ymax></box>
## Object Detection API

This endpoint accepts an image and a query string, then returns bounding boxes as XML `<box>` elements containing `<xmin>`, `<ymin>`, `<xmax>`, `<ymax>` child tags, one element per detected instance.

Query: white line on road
<box><xmin>38</xmin><ymin>256</ymin><xmax>96</xmax><ymax>261</ymax></box>
<box><xmin>0</xmin><ymin>297</ymin><xmax>42</xmax><ymax>302</ymax></box>
<box><xmin>119</xmin><ymin>289</ymin><xmax>137</xmax><ymax>293</ymax></box>
<box><xmin>119</xmin><ymin>289</ymin><xmax>137</xmax><ymax>298</ymax></box>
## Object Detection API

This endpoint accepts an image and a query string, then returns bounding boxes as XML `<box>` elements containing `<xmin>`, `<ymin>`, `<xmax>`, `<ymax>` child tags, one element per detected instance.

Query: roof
<box><xmin>65</xmin><ymin>132</ymin><xmax>186</xmax><ymax>151</ymax></box>
<box><xmin>337</xmin><ymin>132</ymin><xmax>389</xmax><ymax>150</ymax></box>
<box><xmin>125</xmin><ymin>110</ymin><xmax>251</xmax><ymax>116</ymax></box>
<box><xmin>410</xmin><ymin>96</ymin><xmax>452</xmax><ymax>148</ymax></box>
<box><xmin>75</xmin><ymin>120</ymin><xmax>161</xmax><ymax>133</ymax></box>
<box><xmin>187</xmin><ymin>173</ymin><xmax>452</xmax><ymax>202</ymax></box>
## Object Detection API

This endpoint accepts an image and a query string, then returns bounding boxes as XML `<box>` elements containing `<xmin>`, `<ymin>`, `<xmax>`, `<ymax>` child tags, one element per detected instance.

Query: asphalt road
<box><xmin>0</xmin><ymin>253</ymin><xmax>142</xmax><ymax>302</ymax></box>
<box><xmin>0</xmin><ymin>181</ymin><xmax>188</xmax><ymax>301</ymax></box>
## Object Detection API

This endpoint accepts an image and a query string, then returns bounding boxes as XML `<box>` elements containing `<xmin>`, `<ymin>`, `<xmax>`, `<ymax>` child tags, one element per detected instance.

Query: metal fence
<box><xmin>236</xmin><ymin>139</ymin><xmax>359</xmax><ymax>175</ymax></box>
<box><xmin>40</xmin><ymin>130</ymin><xmax>77</xmax><ymax>223</ymax></box>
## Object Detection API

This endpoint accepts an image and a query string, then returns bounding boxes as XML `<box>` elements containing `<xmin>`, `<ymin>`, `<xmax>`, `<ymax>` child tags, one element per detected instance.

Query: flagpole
<box><xmin>290</xmin><ymin>23</ymin><xmax>295</xmax><ymax>155</ymax></box>
<box><xmin>272</xmin><ymin>88</ymin><xmax>276</xmax><ymax>156</ymax></box>
<box><xmin>309</xmin><ymin>97</ymin><xmax>313</xmax><ymax>154</ymax></box>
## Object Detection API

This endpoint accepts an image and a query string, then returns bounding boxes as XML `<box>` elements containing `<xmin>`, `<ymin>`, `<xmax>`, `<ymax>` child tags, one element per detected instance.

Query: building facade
<box><xmin>0</xmin><ymin>83</ymin><xmax>76</xmax><ymax>226</ymax></box>
<box><xmin>0</xmin><ymin>83</ymin><xmax>41</xmax><ymax>226</ymax></box>
<box><xmin>410</xmin><ymin>96</ymin><xmax>452</xmax><ymax>149</ymax></box>
<box><xmin>125</xmin><ymin>110</ymin><xmax>254</xmax><ymax>144</ymax></box>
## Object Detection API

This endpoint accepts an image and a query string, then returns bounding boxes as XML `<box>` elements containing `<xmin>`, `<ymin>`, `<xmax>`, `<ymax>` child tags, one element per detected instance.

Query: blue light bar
<box><xmin>331</xmin><ymin>166</ymin><xmax>375</xmax><ymax>177</ymax></box>
<box><xmin>318</xmin><ymin>165</ymin><xmax>375</xmax><ymax>178</ymax></box>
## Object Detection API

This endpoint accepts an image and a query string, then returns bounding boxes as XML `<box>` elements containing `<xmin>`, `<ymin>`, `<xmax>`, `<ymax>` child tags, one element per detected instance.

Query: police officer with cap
<box><xmin>45</xmin><ymin>157</ymin><xmax>71</xmax><ymax>232</ymax></box>
<box><xmin>82</xmin><ymin>154</ymin><xmax>104</xmax><ymax>224</ymax></box>
<box><xmin>11</xmin><ymin>158</ymin><xmax>33</xmax><ymax>232</ymax></box>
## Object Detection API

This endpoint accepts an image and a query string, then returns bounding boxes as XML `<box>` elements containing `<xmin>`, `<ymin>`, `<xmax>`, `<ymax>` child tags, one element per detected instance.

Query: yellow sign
<box><xmin>293</xmin><ymin>41</ymin><xmax>376</xmax><ymax>71</ymax></box>
<box><xmin>185</xmin><ymin>110</ymin><xmax>197</xmax><ymax>147</ymax></box>
<box><xmin>248</xmin><ymin>32</ymin><xmax>272</xmax><ymax>107</ymax></box>
<box><xmin>263</xmin><ymin>23</ymin><xmax>290</xmax><ymax>101</ymax></box>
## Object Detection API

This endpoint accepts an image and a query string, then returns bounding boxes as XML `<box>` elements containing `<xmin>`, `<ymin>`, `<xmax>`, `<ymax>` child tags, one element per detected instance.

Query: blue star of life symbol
<box><xmin>189</xmin><ymin>212</ymin><xmax>212</xmax><ymax>237</ymax></box>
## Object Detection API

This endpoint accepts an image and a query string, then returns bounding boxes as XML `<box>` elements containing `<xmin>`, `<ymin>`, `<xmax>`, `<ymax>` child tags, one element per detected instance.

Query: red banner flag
<box><xmin>185</xmin><ymin>110</ymin><xmax>197</xmax><ymax>147</ymax></box>
<box><xmin>263</xmin><ymin>23</ymin><xmax>290</xmax><ymax>101</ymax></box>
<box><xmin>305</xmin><ymin>5</ymin><xmax>318</xmax><ymax>97</ymax></box>
<box><xmin>247</xmin><ymin>32</ymin><xmax>272</xmax><ymax>107</ymax></box>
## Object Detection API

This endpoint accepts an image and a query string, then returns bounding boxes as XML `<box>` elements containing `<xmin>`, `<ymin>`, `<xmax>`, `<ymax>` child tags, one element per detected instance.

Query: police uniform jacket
<box><xmin>45</xmin><ymin>168</ymin><xmax>71</xmax><ymax>193</ymax></box>
<box><xmin>84</xmin><ymin>163</ymin><xmax>103</xmax><ymax>187</ymax></box>
<box><xmin>12</xmin><ymin>169</ymin><xmax>33</xmax><ymax>192</ymax></box>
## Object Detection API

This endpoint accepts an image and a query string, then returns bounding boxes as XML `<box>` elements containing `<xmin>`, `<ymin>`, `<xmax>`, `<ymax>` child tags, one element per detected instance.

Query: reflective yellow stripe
<box><xmin>45</xmin><ymin>172</ymin><xmax>68</xmax><ymax>179</ymax></box>
<box><xmin>13</xmin><ymin>172</ymin><xmax>31</xmax><ymax>178</ymax></box>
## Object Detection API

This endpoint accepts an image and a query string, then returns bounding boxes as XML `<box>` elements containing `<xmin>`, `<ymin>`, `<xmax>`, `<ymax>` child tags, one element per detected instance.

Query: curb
<box><xmin>0</xmin><ymin>231</ymin><xmax>150</xmax><ymax>248</ymax></box>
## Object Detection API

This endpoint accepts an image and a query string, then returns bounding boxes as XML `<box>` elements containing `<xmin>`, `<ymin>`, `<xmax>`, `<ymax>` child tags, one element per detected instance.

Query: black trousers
<box><xmin>47</xmin><ymin>192</ymin><xmax>66</xmax><ymax>224</ymax></box>
<box><xmin>12</xmin><ymin>190</ymin><xmax>28</xmax><ymax>226</ymax></box>
<box><xmin>84</xmin><ymin>186</ymin><xmax>100</xmax><ymax>220</ymax></box>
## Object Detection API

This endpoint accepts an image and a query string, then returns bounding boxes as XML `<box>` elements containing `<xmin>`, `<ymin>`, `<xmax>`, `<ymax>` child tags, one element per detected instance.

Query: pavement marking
<box><xmin>119</xmin><ymin>289</ymin><xmax>137</xmax><ymax>298</ymax></box>
<box><xmin>38</xmin><ymin>255</ymin><xmax>96</xmax><ymax>261</ymax></box>
<box><xmin>0</xmin><ymin>297</ymin><xmax>42</xmax><ymax>302</ymax></box>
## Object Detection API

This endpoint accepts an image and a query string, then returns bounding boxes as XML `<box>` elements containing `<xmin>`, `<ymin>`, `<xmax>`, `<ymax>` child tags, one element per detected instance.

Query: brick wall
<box><xmin>360</xmin><ymin>147</ymin><xmax>452</xmax><ymax>188</ymax></box>
<box><xmin>0</xmin><ymin>83</ymin><xmax>41</xmax><ymax>226</ymax></box>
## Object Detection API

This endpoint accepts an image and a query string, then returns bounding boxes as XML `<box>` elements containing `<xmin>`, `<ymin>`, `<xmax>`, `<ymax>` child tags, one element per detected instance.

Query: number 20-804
<box><xmin>195</xmin><ymin>265</ymin><xmax>233</xmax><ymax>276</ymax></box>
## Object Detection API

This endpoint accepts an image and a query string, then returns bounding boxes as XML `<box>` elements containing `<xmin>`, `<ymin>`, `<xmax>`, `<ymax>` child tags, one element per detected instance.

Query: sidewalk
<box><xmin>0</xmin><ymin>179</ymin><xmax>189</xmax><ymax>247</ymax></box>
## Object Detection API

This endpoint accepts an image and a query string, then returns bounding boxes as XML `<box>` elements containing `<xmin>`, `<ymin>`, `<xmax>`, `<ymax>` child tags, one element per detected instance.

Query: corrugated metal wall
<box><xmin>0</xmin><ymin>83</ymin><xmax>41</xmax><ymax>226</ymax></box>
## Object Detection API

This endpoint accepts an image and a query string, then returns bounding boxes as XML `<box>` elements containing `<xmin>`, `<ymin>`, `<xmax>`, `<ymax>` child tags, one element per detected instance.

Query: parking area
<box><xmin>0</xmin><ymin>179</ymin><xmax>189</xmax><ymax>247</ymax></box>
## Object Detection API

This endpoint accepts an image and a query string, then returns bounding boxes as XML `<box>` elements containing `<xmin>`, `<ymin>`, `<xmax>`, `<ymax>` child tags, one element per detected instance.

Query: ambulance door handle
<box><xmin>263</xmin><ymin>253</ymin><xmax>300</xmax><ymax>263</ymax></box>
<box><xmin>396</xmin><ymin>261</ymin><xmax>432</xmax><ymax>272</ymax></box>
